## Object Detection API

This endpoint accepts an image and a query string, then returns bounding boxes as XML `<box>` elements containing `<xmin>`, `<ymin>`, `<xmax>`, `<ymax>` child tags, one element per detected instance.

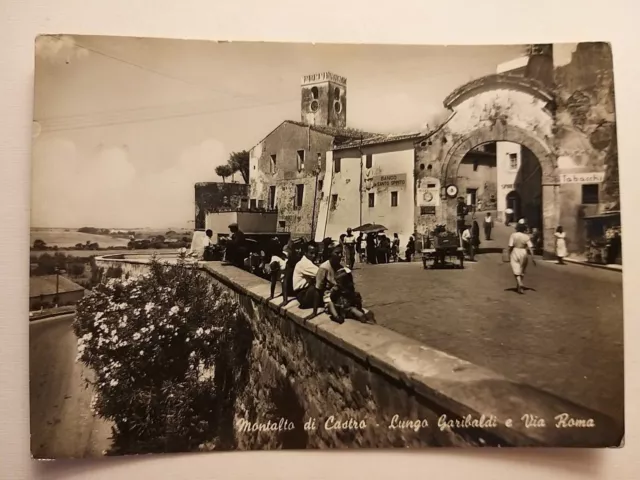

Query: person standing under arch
<box><xmin>508</xmin><ymin>222</ymin><xmax>536</xmax><ymax>294</ymax></box>
<box><xmin>554</xmin><ymin>226</ymin><xmax>567</xmax><ymax>265</ymax></box>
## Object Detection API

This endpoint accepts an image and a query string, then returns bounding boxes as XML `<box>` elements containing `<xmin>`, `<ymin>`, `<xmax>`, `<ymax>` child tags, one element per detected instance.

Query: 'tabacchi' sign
<box><xmin>559</xmin><ymin>172</ymin><xmax>605</xmax><ymax>184</ymax></box>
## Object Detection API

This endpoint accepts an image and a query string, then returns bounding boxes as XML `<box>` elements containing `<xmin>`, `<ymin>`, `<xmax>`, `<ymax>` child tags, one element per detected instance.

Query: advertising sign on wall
<box><xmin>417</xmin><ymin>177</ymin><xmax>440</xmax><ymax>207</ymax></box>
<box><xmin>559</xmin><ymin>172</ymin><xmax>605</xmax><ymax>184</ymax></box>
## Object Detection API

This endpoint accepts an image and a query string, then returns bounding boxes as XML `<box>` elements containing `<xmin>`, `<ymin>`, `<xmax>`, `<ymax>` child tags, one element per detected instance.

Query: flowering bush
<box><xmin>73</xmin><ymin>256</ymin><xmax>252</xmax><ymax>454</ymax></box>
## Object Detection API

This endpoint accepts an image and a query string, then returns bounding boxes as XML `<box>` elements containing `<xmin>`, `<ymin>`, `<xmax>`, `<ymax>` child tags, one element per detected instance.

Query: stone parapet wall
<box><xmin>95</xmin><ymin>254</ymin><xmax>622</xmax><ymax>449</ymax></box>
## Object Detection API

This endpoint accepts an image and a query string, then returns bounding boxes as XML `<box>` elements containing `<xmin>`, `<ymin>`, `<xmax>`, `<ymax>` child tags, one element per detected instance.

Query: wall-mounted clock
<box><xmin>423</xmin><ymin>191</ymin><xmax>434</xmax><ymax>203</ymax></box>
<box><xmin>445</xmin><ymin>184</ymin><xmax>458</xmax><ymax>198</ymax></box>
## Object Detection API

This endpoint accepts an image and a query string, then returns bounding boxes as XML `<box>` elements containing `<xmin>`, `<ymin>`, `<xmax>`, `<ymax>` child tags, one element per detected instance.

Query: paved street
<box><xmin>30</xmin><ymin>314</ymin><xmax>111</xmax><ymax>458</ymax></box>
<box><xmin>353</xmin><ymin>223</ymin><xmax>624</xmax><ymax>425</ymax></box>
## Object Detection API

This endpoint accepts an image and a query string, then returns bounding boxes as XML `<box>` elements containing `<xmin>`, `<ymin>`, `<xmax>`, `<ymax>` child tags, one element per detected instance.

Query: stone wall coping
<box><xmin>95</xmin><ymin>254</ymin><xmax>622</xmax><ymax>447</ymax></box>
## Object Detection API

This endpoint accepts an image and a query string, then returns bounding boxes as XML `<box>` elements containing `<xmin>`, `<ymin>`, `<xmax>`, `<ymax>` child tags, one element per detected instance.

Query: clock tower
<box><xmin>300</xmin><ymin>72</ymin><xmax>347</xmax><ymax>128</ymax></box>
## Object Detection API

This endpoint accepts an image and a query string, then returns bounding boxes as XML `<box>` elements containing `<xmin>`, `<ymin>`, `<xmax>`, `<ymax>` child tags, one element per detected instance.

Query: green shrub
<box><xmin>73</xmin><ymin>256</ymin><xmax>250</xmax><ymax>454</ymax></box>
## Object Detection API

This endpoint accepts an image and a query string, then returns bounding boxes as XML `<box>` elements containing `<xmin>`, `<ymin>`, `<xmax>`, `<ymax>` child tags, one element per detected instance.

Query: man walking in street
<box><xmin>343</xmin><ymin>227</ymin><xmax>356</xmax><ymax>269</ymax></box>
<box><xmin>484</xmin><ymin>212</ymin><xmax>494</xmax><ymax>240</ymax></box>
<box><xmin>456</xmin><ymin>197</ymin><xmax>468</xmax><ymax>234</ymax></box>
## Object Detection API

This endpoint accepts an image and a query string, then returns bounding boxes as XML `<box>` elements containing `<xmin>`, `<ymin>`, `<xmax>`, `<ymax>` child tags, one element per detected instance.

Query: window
<box><xmin>365</xmin><ymin>154</ymin><xmax>373</xmax><ymax>169</ymax></box>
<box><xmin>295</xmin><ymin>184</ymin><xmax>304</xmax><ymax>208</ymax></box>
<box><xmin>582</xmin><ymin>184</ymin><xmax>599</xmax><ymax>205</ymax></box>
<box><xmin>318</xmin><ymin>180</ymin><xmax>323</xmax><ymax>191</ymax></box>
<box><xmin>250</xmin><ymin>199</ymin><xmax>257</xmax><ymax>209</ymax></box>
<box><xmin>317</xmin><ymin>152</ymin><xmax>322</xmax><ymax>164</ymax></box>
<box><xmin>297</xmin><ymin>150</ymin><xmax>305</xmax><ymax>171</ymax></box>
<box><xmin>473</xmin><ymin>159</ymin><xmax>478</xmax><ymax>172</ymax></box>
<box><xmin>509</xmin><ymin>153</ymin><xmax>518</xmax><ymax>170</ymax></box>
<box><xmin>368</xmin><ymin>193</ymin><xmax>375</xmax><ymax>208</ymax></box>
<box><xmin>257</xmin><ymin>199</ymin><xmax>265</xmax><ymax>209</ymax></box>
<box><xmin>311</xmin><ymin>86</ymin><xmax>319</xmax><ymax>100</ymax></box>
<box><xmin>334</xmin><ymin>87</ymin><xmax>340</xmax><ymax>99</ymax></box>
<box><xmin>391</xmin><ymin>191</ymin><xmax>398</xmax><ymax>207</ymax></box>
<box><xmin>268</xmin><ymin>186</ymin><xmax>276</xmax><ymax>210</ymax></box>
<box><xmin>330</xmin><ymin>194</ymin><xmax>338</xmax><ymax>210</ymax></box>
<box><xmin>334</xmin><ymin>157</ymin><xmax>341</xmax><ymax>173</ymax></box>
<box><xmin>270</xmin><ymin>154</ymin><xmax>277</xmax><ymax>174</ymax></box>
<box><xmin>240</xmin><ymin>198</ymin><xmax>249</xmax><ymax>210</ymax></box>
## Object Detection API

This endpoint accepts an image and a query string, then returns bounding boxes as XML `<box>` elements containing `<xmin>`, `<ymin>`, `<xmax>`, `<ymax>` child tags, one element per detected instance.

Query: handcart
<box><xmin>421</xmin><ymin>230</ymin><xmax>465</xmax><ymax>269</ymax></box>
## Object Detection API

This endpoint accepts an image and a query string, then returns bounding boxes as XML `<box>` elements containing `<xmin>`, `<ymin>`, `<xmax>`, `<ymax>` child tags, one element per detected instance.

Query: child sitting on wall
<box><xmin>329</xmin><ymin>267</ymin><xmax>375</xmax><ymax>324</ymax></box>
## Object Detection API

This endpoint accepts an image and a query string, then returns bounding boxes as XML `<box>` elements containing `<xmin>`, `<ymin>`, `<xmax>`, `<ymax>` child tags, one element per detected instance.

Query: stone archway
<box><xmin>441</xmin><ymin>123</ymin><xmax>559</xmax><ymax>256</ymax></box>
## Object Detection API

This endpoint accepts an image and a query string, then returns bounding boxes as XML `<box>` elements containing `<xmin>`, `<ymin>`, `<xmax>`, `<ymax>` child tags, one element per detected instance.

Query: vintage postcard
<box><xmin>30</xmin><ymin>36</ymin><xmax>623</xmax><ymax>458</ymax></box>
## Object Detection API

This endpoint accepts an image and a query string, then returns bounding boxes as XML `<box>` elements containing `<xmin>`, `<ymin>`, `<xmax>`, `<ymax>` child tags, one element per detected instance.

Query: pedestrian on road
<box><xmin>366</xmin><ymin>232</ymin><xmax>377</xmax><ymax>264</ymax></box>
<box><xmin>555</xmin><ymin>226</ymin><xmax>568</xmax><ymax>265</ymax></box>
<box><xmin>461</xmin><ymin>225</ymin><xmax>476</xmax><ymax>261</ymax></box>
<box><xmin>343</xmin><ymin>227</ymin><xmax>356</xmax><ymax>269</ymax></box>
<box><xmin>508</xmin><ymin>222</ymin><xmax>536</xmax><ymax>294</ymax></box>
<box><xmin>391</xmin><ymin>233</ymin><xmax>400</xmax><ymax>262</ymax></box>
<box><xmin>405</xmin><ymin>235</ymin><xmax>415</xmax><ymax>262</ymax></box>
<box><xmin>456</xmin><ymin>197</ymin><xmax>468</xmax><ymax>233</ymax></box>
<box><xmin>484</xmin><ymin>212</ymin><xmax>494</xmax><ymax>240</ymax></box>
<box><xmin>358</xmin><ymin>233</ymin><xmax>367</xmax><ymax>263</ymax></box>
<box><xmin>505</xmin><ymin>207</ymin><xmax>514</xmax><ymax>226</ymax></box>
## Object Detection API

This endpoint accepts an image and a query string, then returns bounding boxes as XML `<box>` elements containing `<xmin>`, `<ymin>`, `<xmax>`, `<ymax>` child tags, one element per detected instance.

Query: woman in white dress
<box><xmin>508</xmin><ymin>222</ymin><xmax>536</xmax><ymax>294</ymax></box>
<box><xmin>555</xmin><ymin>226</ymin><xmax>567</xmax><ymax>265</ymax></box>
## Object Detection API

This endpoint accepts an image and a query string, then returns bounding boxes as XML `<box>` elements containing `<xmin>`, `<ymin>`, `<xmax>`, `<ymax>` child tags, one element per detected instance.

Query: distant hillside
<box><xmin>30</xmin><ymin>230</ymin><xmax>129</xmax><ymax>249</ymax></box>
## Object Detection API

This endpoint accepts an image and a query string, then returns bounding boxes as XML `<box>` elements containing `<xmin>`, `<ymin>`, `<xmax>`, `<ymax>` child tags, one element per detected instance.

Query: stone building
<box><xmin>201</xmin><ymin>43</ymin><xmax>618</xmax><ymax>259</ymax></box>
<box><xmin>29</xmin><ymin>275</ymin><xmax>85</xmax><ymax>310</ymax></box>
<box><xmin>414</xmin><ymin>42</ymin><xmax>619</xmax><ymax>257</ymax></box>
<box><xmin>194</xmin><ymin>182</ymin><xmax>250</xmax><ymax>230</ymax></box>
<box><xmin>314</xmin><ymin>133</ymin><xmax>422</xmax><ymax>250</ymax></box>
<box><xmin>249</xmin><ymin>73</ymin><xmax>378</xmax><ymax>239</ymax></box>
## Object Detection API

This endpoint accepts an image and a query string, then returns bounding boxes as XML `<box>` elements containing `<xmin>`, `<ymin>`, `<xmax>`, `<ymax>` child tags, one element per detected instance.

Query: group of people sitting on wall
<box><xmin>265</xmin><ymin>238</ymin><xmax>376</xmax><ymax>325</ymax></box>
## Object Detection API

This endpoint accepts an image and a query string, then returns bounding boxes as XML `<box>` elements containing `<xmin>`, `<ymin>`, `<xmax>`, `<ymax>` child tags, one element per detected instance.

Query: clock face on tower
<box><xmin>424</xmin><ymin>192</ymin><xmax>433</xmax><ymax>202</ymax></box>
<box><xmin>446</xmin><ymin>185</ymin><xmax>458</xmax><ymax>198</ymax></box>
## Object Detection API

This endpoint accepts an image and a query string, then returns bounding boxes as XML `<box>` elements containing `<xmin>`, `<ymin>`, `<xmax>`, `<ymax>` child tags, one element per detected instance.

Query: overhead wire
<box><xmin>37</xmin><ymin>40</ymin><xmax>522</xmax><ymax>133</ymax></box>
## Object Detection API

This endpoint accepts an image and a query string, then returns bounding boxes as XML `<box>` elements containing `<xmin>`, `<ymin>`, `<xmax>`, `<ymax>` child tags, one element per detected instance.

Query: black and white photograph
<box><xmin>29</xmin><ymin>36</ymin><xmax>624</xmax><ymax>458</ymax></box>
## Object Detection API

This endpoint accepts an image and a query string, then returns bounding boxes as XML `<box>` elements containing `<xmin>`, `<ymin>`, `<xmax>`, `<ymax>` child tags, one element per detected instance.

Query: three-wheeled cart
<box><xmin>421</xmin><ymin>231</ymin><xmax>465</xmax><ymax>269</ymax></box>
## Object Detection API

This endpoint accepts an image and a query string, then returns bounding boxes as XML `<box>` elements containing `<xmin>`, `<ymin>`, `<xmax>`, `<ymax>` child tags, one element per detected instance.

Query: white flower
<box><xmin>195</xmin><ymin>327</ymin><xmax>204</xmax><ymax>337</ymax></box>
<box><xmin>139</xmin><ymin>350</ymin><xmax>144</xmax><ymax>356</ymax></box>
<box><xmin>141</xmin><ymin>327</ymin><xmax>148</xmax><ymax>333</ymax></box>
<box><xmin>190</xmin><ymin>351</ymin><xmax>196</xmax><ymax>358</ymax></box>
<box><xmin>133</xmin><ymin>332</ymin><xmax>141</xmax><ymax>341</ymax></box>
<box><xmin>95</xmin><ymin>312</ymin><xmax>104</xmax><ymax>321</ymax></box>
<box><xmin>204</xmin><ymin>329</ymin><xmax>211</xmax><ymax>335</ymax></box>
<box><xmin>109</xmin><ymin>379</ymin><xmax>119</xmax><ymax>387</ymax></box>
<box><xmin>169</xmin><ymin>306</ymin><xmax>180</xmax><ymax>316</ymax></box>
<box><xmin>82</xmin><ymin>333</ymin><xmax>93</xmax><ymax>341</ymax></box>
<box><xmin>144</xmin><ymin>302</ymin><xmax>155</xmax><ymax>313</ymax></box>
<box><xmin>185</xmin><ymin>307</ymin><xmax>191</xmax><ymax>313</ymax></box>
<box><xmin>149</xmin><ymin>325</ymin><xmax>155</xmax><ymax>332</ymax></box>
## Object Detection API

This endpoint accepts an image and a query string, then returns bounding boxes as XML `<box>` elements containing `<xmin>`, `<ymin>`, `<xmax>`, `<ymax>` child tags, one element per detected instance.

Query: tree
<box><xmin>228</xmin><ymin>150</ymin><xmax>250</xmax><ymax>184</ymax></box>
<box><xmin>73</xmin><ymin>256</ymin><xmax>252</xmax><ymax>454</ymax></box>
<box><xmin>215</xmin><ymin>164</ymin><xmax>234</xmax><ymax>183</ymax></box>
<box><xmin>33</xmin><ymin>239</ymin><xmax>47</xmax><ymax>250</ymax></box>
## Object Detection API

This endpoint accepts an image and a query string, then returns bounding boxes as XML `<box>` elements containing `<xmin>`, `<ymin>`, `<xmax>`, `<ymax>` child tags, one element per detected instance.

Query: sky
<box><xmin>32</xmin><ymin>35</ymin><xmax>527</xmax><ymax>229</ymax></box>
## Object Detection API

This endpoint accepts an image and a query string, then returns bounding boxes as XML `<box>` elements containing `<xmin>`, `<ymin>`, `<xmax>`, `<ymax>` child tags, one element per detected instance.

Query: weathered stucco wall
<box><xmin>321</xmin><ymin>142</ymin><xmax>415</xmax><ymax>249</ymax></box>
<box><xmin>415</xmin><ymin>83</ymin><xmax>556</xmax><ymax>244</ymax></box>
<box><xmin>553</xmin><ymin>42</ymin><xmax>618</xmax><ymax>254</ymax></box>
<box><xmin>249</xmin><ymin>122</ymin><xmax>334</xmax><ymax>238</ymax></box>
<box><xmin>95</xmin><ymin>255</ymin><xmax>622</xmax><ymax>449</ymax></box>
<box><xmin>194</xmin><ymin>182</ymin><xmax>250</xmax><ymax>229</ymax></box>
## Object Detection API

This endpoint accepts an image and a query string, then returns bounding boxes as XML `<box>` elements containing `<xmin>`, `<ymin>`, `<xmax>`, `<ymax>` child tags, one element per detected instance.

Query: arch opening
<box><xmin>455</xmin><ymin>139</ymin><xmax>546</xmax><ymax>251</ymax></box>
